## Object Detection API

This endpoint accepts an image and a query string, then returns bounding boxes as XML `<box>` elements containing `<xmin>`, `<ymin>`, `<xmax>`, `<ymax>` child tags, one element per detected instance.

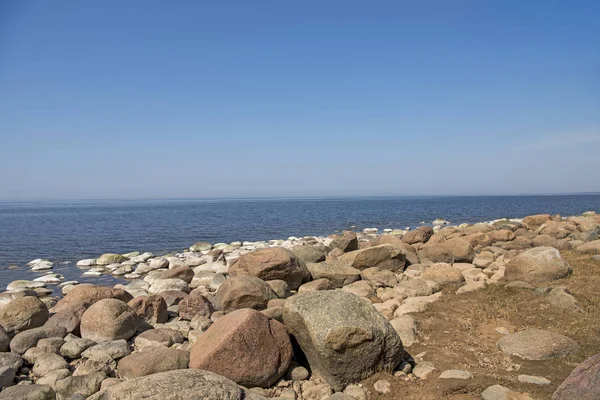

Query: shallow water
<box><xmin>0</xmin><ymin>195</ymin><xmax>598</xmax><ymax>290</ymax></box>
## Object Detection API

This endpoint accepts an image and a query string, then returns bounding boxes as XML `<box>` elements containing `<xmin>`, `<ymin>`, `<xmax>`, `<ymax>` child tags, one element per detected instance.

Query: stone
<box><xmin>36</xmin><ymin>368</ymin><xmax>71</xmax><ymax>387</ymax></box>
<box><xmin>82</xmin><ymin>340</ymin><xmax>130</xmax><ymax>361</ymax></box>
<box><xmin>190</xmin><ymin>241</ymin><xmax>212</xmax><ymax>252</ymax></box>
<box><xmin>190</xmin><ymin>308</ymin><xmax>292</xmax><ymax>388</ymax></box>
<box><xmin>306</xmin><ymin>262</ymin><xmax>361</xmax><ymax>288</ymax></box>
<box><xmin>10</xmin><ymin>326</ymin><xmax>67</xmax><ymax>355</ymax></box>
<box><xmin>266</xmin><ymin>280</ymin><xmax>291</xmax><ymax>299</ymax></box>
<box><xmin>343</xmin><ymin>385</ymin><xmax>368</xmax><ymax>400</ymax></box>
<box><xmin>93</xmin><ymin>369</ymin><xmax>266</xmax><ymax>400</ymax></box>
<box><xmin>292</xmin><ymin>246</ymin><xmax>326</xmax><ymax>264</ymax></box>
<box><xmin>61</xmin><ymin>338</ymin><xmax>96</xmax><ymax>359</ymax></box>
<box><xmin>134</xmin><ymin>328</ymin><xmax>184</xmax><ymax>349</ymax></box>
<box><xmin>497</xmin><ymin>329</ymin><xmax>579</xmax><ymax>360</ymax></box>
<box><xmin>0</xmin><ymin>384</ymin><xmax>56</xmax><ymax>400</ymax></box>
<box><xmin>389</xmin><ymin>315</ymin><xmax>418</xmax><ymax>347</ymax></box>
<box><xmin>456</xmin><ymin>281</ymin><xmax>487</xmax><ymax>294</ymax></box>
<box><xmin>505</xmin><ymin>247</ymin><xmax>572</xmax><ymax>284</ymax></box>
<box><xmin>553</xmin><ymin>352</ymin><xmax>600</xmax><ymax>399</ymax></box>
<box><xmin>422</xmin><ymin>263</ymin><xmax>464</xmax><ymax>285</ymax></box>
<box><xmin>0</xmin><ymin>366</ymin><xmax>15</xmax><ymax>389</ymax></box>
<box><xmin>547</xmin><ymin>287</ymin><xmax>580</xmax><ymax>311</ymax></box>
<box><xmin>96</xmin><ymin>254</ymin><xmax>127</xmax><ymax>265</ymax></box>
<box><xmin>229</xmin><ymin>247</ymin><xmax>310</xmax><ymax>290</ymax></box>
<box><xmin>360</xmin><ymin>267</ymin><xmax>398</xmax><ymax>287</ymax></box>
<box><xmin>340</xmin><ymin>280</ymin><xmax>376</xmax><ymax>298</ymax></box>
<box><xmin>576</xmin><ymin>239</ymin><xmax>600</xmax><ymax>254</ymax></box>
<box><xmin>54</xmin><ymin>372</ymin><xmax>106</xmax><ymax>399</ymax></box>
<box><xmin>177</xmin><ymin>294</ymin><xmax>214</xmax><ymax>320</ymax></box>
<box><xmin>148</xmin><ymin>279</ymin><xmax>190</xmax><ymax>294</ymax></box>
<box><xmin>148</xmin><ymin>266</ymin><xmax>194</xmax><ymax>283</ymax></box>
<box><xmin>287</xmin><ymin>365</ymin><xmax>310</xmax><ymax>381</ymax></box>
<box><xmin>190</xmin><ymin>315</ymin><xmax>213</xmax><ymax>331</ymax></box>
<box><xmin>302</xmin><ymin>383</ymin><xmax>332</xmax><ymax>400</ymax></box>
<box><xmin>37</xmin><ymin>337</ymin><xmax>65</xmax><ymax>354</ymax></box>
<box><xmin>373</xmin><ymin>379</ymin><xmax>391</xmax><ymax>393</ymax></box>
<box><xmin>214</xmin><ymin>276</ymin><xmax>277</xmax><ymax>313</ymax></box>
<box><xmin>518</xmin><ymin>374</ymin><xmax>551</xmax><ymax>385</ymax></box>
<box><xmin>402</xmin><ymin>227</ymin><xmax>433</xmax><ymax>244</ymax></box>
<box><xmin>330</xmin><ymin>231</ymin><xmax>358</xmax><ymax>252</ymax></box>
<box><xmin>393</xmin><ymin>279</ymin><xmax>434</xmax><ymax>299</ymax></box>
<box><xmin>438</xmin><ymin>369</ymin><xmax>472</xmax><ymax>379</ymax></box>
<box><xmin>338</xmin><ymin>245</ymin><xmax>406</xmax><ymax>272</ymax></box>
<box><xmin>420</xmin><ymin>238</ymin><xmax>475</xmax><ymax>263</ymax></box>
<box><xmin>33</xmin><ymin>353</ymin><xmax>68</xmax><ymax>377</ymax></box>
<box><xmin>282</xmin><ymin>291</ymin><xmax>403</xmax><ymax>391</ymax></box>
<box><xmin>482</xmin><ymin>385</ymin><xmax>532</xmax><ymax>400</ymax></box>
<box><xmin>117</xmin><ymin>347</ymin><xmax>190</xmax><ymax>379</ymax></box>
<box><xmin>298</xmin><ymin>279</ymin><xmax>331</xmax><ymax>293</ymax></box>
<box><xmin>80</xmin><ymin>299</ymin><xmax>138</xmax><ymax>343</ymax></box>
<box><xmin>394</xmin><ymin>293</ymin><xmax>442</xmax><ymax>316</ymax></box>
<box><xmin>0</xmin><ymin>326</ymin><xmax>8</xmax><ymax>352</ymax></box>
<box><xmin>0</xmin><ymin>296</ymin><xmax>49</xmax><ymax>335</ymax></box>
<box><xmin>158</xmin><ymin>290</ymin><xmax>188</xmax><ymax>306</ymax></box>
<box><xmin>77</xmin><ymin>259</ymin><xmax>96</xmax><ymax>267</ymax></box>
<box><xmin>73</xmin><ymin>358</ymin><xmax>114</xmax><ymax>376</ymax></box>
<box><xmin>127</xmin><ymin>295</ymin><xmax>168</xmax><ymax>326</ymax></box>
<box><xmin>0</xmin><ymin>353</ymin><xmax>23</xmax><ymax>371</ymax></box>
<box><xmin>412</xmin><ymin>361</ymin><xmax>437</xmax><ymax>379</ymax></box>
<box><xmin>523</xmin><ymin>214</ymin><xmax>552</xmax><ymax>230</ymax></box>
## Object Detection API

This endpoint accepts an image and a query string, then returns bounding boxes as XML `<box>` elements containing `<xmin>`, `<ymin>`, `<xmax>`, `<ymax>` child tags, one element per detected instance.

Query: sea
<box><xmin>0</xmin><ymin>195</ymin><xmax>599</xmax><ymax>291</ymax></box>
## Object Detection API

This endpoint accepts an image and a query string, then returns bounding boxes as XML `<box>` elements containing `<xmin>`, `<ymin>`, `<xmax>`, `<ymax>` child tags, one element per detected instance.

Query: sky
<box><xmin>0</xmin><ymin>1</ymin><xmax>599</xmax><ymax>200</ymax></box>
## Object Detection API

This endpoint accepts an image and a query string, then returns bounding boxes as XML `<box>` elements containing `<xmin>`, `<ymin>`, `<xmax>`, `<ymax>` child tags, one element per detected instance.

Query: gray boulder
<box><xmin>283</xmin><ymin>290</ymin><xmax>403</xmax><ymax>391</ymax></box>
<box><xmin>497</xmin><ymin>329</ymin><xmax>579</xmax><ymax>360</ymax></box>
<box><xmin>553</xmin><ymin>352</ymin><xmax>600</xmax><ymax>399</ymax></box>
<box><xmin>80</xmin><ymin>299</ymin><xmax>138</xmax><ymax>343</ymax></box>
<box><xmin>0</xmin><ymin>384</ymin><xmax>56</xmax><ymax>400</ymax></box>
<box><xmin>505</xmin><ymin>247</ymin><xmax>572</xmax><ymax>284</ymax></box>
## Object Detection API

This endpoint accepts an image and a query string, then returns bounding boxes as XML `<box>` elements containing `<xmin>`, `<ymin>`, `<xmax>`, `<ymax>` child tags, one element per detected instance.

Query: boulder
<box><xmin>0</xmin><ymin>326</ymin><xmax>9</xmax><ymax>352</ymax></box>
<box><xmin>190</xmin><ymin>308</ymin><xmax>292</xmax><ymax>388</ymax></box>
<box><xmin>420</xmin><ymin>238</ymin><xmax>475</xmax><ymax>263</ymax></box>
<box><xmin>60</xmin><ymin>338</ymin><xmax>96</xmax><ymax>359</ymax></box>
<box><xmin>576</xmin><ymin>239</ymin><xmax>600</xmax><ymax>254</ymax></box>
<box><xmin>298</xmin><ymin>279</ymin><xmax>332</xmax><ymax>293</ymax></box>
<box><xmin>337</xmin><ymin>245</ymin><xmax>406</xmax><ymax>272</ymax></box>
<box><xmin>283</xmin><ymin>290</ymin><xmax>403</xmax><ymax>391</ymax></box>
<box><xmin>10</xmin><ymin>326</ymin><xmax>67</xmax><ymax>355</ymax></box>
<box><xmin>81</xmin><ymin>340</ymin><xmax>130</xmax><ymax>361</ymax></box>
<box><xmin>422</xmin><ymin>263</ymin><xmax>464</xmax><ymax>285</ymax></box>
<box><xmin>117</xmin><ymin>348</ymin><xmax>190</xmax><ymax>379</ymax></box>
<box><xmin>553</xmin><ymin>352</ymin><xmax>600</xmax><ymax>400</ymax></box>
<box><xmin>80</xmin><ymin>299</ymin><xmax>138</xmax><ymax>343</ymax></box>
<box><xmin>54</xmin><ymin>372</ymin><xmax>106</xmax><ymax>399</ymax></box>
<box><xmin>360</xmin><ymin>267</ymin><xmax>398</xmax><ymax>287</ymax></box>
<box><xmin>265</xmin><ymin>280</ymin><xmax>291</xmax><ymax>299</ymax></box>
<box><xmin>505</xmin><ymin>247</ymin><xmax>572</xmax><ymax>284</ymax></box>
<box><xmin>134</xmin><ymin>328</ymin><xmax>184</xmax><ymax>349</ymax></box>
<box><xmin>90</xmin><ymin>369</ymin><xmax>266</xmax><ymax>400</ymax></box>
<box><xmin>0</xmin><ymin>384</ymin><xmax>56</xmax><ymax>400</ymax></box>
<box><xmin>292</xmin><ymin>246</ymin><xmax>327</xmax><ymax>264</ymax></box>
<box><xmin>148</xmin><ymin>278</ymin><xmax>190</xmax><ymax>294</ymax></box>
<box><xmin>51</xmin><ymin>284</ymin><xmax>133</xmax><ymax>315</ymax></box>
<box><xmin>96</xmin><ymin>254</ymin><xmax>127</xmax><ymax>265</ymax></box>
<box><xmin>497</xmin><ymin>329</ymin><xmax>579</xmax><ymax>360</ymax></box>
<box><xmin>127</xmin><ymin>295</ymin><xmax>168</xmax><ymax>326</ymax></box>
<box><xmin>0</xmin><ymin>296</ymin><xmax>49</xmax><ymax>335</ymax></box>
<box><xmin>148</xmin><ymin>266</ymin><xmax>194</xmax><ymax>284</ymax></box>
<box><xmin>330</xmin><ymin>231</ymin><xmax>358</xmax><ymax>252</ymax></box>
<box><xmin>547</xmin><ymin>287</ymin><xmax>580</xmax><ymax>311</ymax></box>
<box><xmin>178</xmin><ymin>294</ymin><xmax>214</xmax><ymax>320</ymax></box>
<box><xmin>214</xmin><ymin>276</ymin><xmax>277</xmax><ymax>313</ymax></box>
<box><xmin>229</xmin><ymin>247</ymin><xmax>310</xmax><ymax>290</ymax></box>
<box><xmin>341</xmin><ymin>281</ymin><xmax>376</xmax><ymax>298</ymax></box>
<box><xmin>522</xmin><ymin>214</ymin><xmax>552</xmax><ymax>230</ymax></box>
<box><xmin>306</xmin><ymin>262</ymin><xmax>361</xmax><ymax>288</ymax></box>
<box><xmin>402</xmin><ymin>227</ymin><xmax>433</xmax><ymax>245</ymax></box>
<box><xmin>33</xmin><ymin>353</ymin><xmax>68</xmax><ymax>377</ymax></box>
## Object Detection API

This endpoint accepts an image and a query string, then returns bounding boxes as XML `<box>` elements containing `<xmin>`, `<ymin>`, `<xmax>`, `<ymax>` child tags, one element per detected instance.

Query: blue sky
<box><xmin>1</xmin><ymin>0</ymin><xmax>599</xmax><ymax>200</ymax></box>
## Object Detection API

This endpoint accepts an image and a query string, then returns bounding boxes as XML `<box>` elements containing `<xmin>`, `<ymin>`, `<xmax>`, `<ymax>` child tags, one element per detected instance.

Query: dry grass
<box><xmin>362</xmin><ymin>251</ymin><xmax>600</xmax><ymax>400</ymax></box>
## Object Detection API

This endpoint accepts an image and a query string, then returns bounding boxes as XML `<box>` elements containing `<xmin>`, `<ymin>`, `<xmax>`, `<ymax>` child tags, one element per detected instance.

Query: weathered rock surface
<box><xmin>10</xmin><ymin>326</ymin><xmax>67</xmax><ymax>355</ymax></box>
<box><xmin>497</xmin><ymin>329</ymin><xmax>580</xmax><ymax>360</ymax></box>
<box><xmin>178</xmin><ymin>294</ymin><xmax>214</xmax><ymax>320</ymax></box>
<box><xmin>127</xmin><ymin>295</ymin><xmax>168</xmax><ymax>326</ymax></box>
<box><xmin>80</xmin><ymin>299</ymin><xmax>138</xmax><ymax>343</ymax></box>
<box><xmin>229</xmin><ymin>247</ymin><xmax>310</xmax><ymax>290</ymax></box>
<box><xmin>0</xmin><ymin>296</ymin><xmax>49</xmax><ymax>335</ymax></box>
<box><xmin>283</xmin><ymin>290</ymin><xmax>403</xmax><ymax>391</ymax></box>
<box><xmin>505</xmin><ymin>247</ymin><xmax>572</xmax><ymax>284</ymax></box>
<box><xmin>552</xmin><ymin>352</ymin><xmax>600</xmax><ymax>399</ymax></box>
<box><xmin>338</xmin><ymin>245</ymin><xmax>406</xmax><ymax>272</ymax></box>
<box><xmin>190</xmin><ymin>308</ymin><xmax>292</xmax><ymax>388</ymax></box>
<box><xmin>117</xmin><ymin>347</ymin><xmax>190</xmax><ymax>379</ymax></box>
<box><xmin>214</xmin><ymin>276</ymin><xmax>277</xmax><ymax>313</ymax></box>
<box><xmin>422</xmin><ymin>263</ymin><xmax>464</xmax><ymax>285</ymax></box>
<box><xmin>0</xmin><ymin>384</ymin><xmax>56</xmax><ymax>400</ymax></box>
<box><xmin>92</xmin><ymin>369</ymin><xmax>266</xmax><ymax>400</ymax></box>
<box><xmin>306</xmin><ymin>262</ymin><xmax>361</xmax><ymax>288</ymax></box>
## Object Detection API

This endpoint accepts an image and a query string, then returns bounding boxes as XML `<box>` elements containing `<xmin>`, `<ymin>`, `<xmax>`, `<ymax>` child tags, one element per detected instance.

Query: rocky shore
<box><xmin>0</xmin><ymin>211</ymin><xmax>600</xmax><ymax>399</ymax></box>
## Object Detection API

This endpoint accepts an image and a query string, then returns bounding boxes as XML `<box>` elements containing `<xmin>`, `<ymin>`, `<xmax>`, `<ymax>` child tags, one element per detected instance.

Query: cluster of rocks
<box><xmin>0</xmin><ymin>211</ymin><xmax>599</xmax><ymax>399</ymax></box>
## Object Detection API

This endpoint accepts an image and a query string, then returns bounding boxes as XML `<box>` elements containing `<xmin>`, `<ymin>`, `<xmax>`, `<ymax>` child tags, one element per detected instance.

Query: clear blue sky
<box><xmin>1</xmin><ymin>1</ymin><xmax>599</xmax><ymax>200</ymax></box>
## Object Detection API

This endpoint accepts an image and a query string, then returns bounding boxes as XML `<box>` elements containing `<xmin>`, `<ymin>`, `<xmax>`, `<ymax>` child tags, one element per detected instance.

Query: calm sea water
<box><xmin>0</xmin><ymin>195</ymin><xmax>599</xmax><ymax>290</ymax></box>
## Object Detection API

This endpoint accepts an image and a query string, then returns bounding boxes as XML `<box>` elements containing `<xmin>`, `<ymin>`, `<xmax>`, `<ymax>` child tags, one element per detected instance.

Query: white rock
<box><xmin>439</xmin><ymin>370</ymin><xmax>472</xmax><ymax>379</ymax></box>
<box><xmin>518</xmin><ymin>374</ymin><xmax>551</xmax><ymax>385</ymax></box>
<box><xmin>33</xmin><ymin>274</ymin><xmax>64</xmax><ymax>284</ymax></box>
<box><xmin>76</xmin><ymin>259</ymin><xmax>96</xmax><ymax>267</ymax></box>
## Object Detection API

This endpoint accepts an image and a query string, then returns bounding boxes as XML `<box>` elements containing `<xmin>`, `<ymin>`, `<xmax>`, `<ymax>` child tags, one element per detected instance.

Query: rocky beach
<box><xmin>0</xmin><ymin>211</ymin><xmax>600</xmax><ymax>399</ymax></box>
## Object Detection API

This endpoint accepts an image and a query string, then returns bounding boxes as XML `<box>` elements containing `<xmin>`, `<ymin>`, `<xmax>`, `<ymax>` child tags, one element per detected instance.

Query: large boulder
<box><xmin>419</xmin><ymin>238</ymin><xmax>475</xmax><ymax>263</ymax></box>
<box><xmin>117</xmin><ymin>348</ymin><xmax>190</xmax><ymax>379</ymax></box>
<box><xmin>330</xmin><ymin>231</ymin><xmax>358</xmax><ymax>252</ymax></box>
<box><xmin>214</xmin><ymin>276</ymin><xmax>277</xmax><ymax>313</ymax></box>
<box><xmin>292</xmin><ymin>246</ymin><xmax>327</xmax><ymax>264</ymax></box>
<box><xmin>337</xmin><ymin>245</ymin><xmax>406</xmax><ymax>272</ymax></box>
<box><xmin>576</xmin><ymin>239</ymin><xmax>600</xmax><ymax>254</ymax></box>
<box><xmin>93</xmin><ymin>369</ymin><xmax>266</xmax><ymax>400</ymax></box>
<box><xmin>553</xmin><ymin>352</ymin><xmax>600</xmax><ymax>399</ymax></box>
<box><xmin>229</xmin><ymin>247</ymin><xmax>310</xmax><ymax>290</ymax></box>
<box><xmin>0</xmin><ymin>297</ymin><xmax>49</xmax><ymax>335</ymax></box>
<box><xmin>421</xmin><ymin>263</ymin><xmax>464</xmax><ymax>286</ymax></box>
<box><xmin>505</xmin><ymin>247</ymin><xmax>572</xmax><ymax>284</ymax></box>
<box><xmin>306</xmin><ymin>262</ymin><xmax>361</xmax><ymax>288</ymax></box>
<box><xmin>402</xmin><ymin>227</ymin><xmax>433</xmax><ymax>245</ymax></box>
<box><xmin>80</xmin><ymin>299</ymin><xmax>138</xmax><ymax>343</ymax></box>
<box><xmin>283</xmin><ymin>291</ymin><xmax>403</xmax><ymax>391</ymax></box>
<box><xmin>497</xmin><ymin>329</ymin><xmax>579</xmax><ymax>360</ymax></box>
<box><xmin>49</xmin><ymin>285</ymin><xmax>134</xmax><ymax>333</ymax></box>
<box><xmin>127</xmin><ymin>295</ymin><xmax>168</xmax><ymax>326</ymax></box>
<box><xmin>190</xmin><ymin>308</ymin><xmax>292</xmax><ymax>388</ymax></box>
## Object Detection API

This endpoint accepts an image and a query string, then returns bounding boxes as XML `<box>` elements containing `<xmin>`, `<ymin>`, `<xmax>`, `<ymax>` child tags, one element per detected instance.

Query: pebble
<box><xmin>495</xmin><ymin>327</ymin><xmax>510</xmax><ymax>335</ymax></box>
